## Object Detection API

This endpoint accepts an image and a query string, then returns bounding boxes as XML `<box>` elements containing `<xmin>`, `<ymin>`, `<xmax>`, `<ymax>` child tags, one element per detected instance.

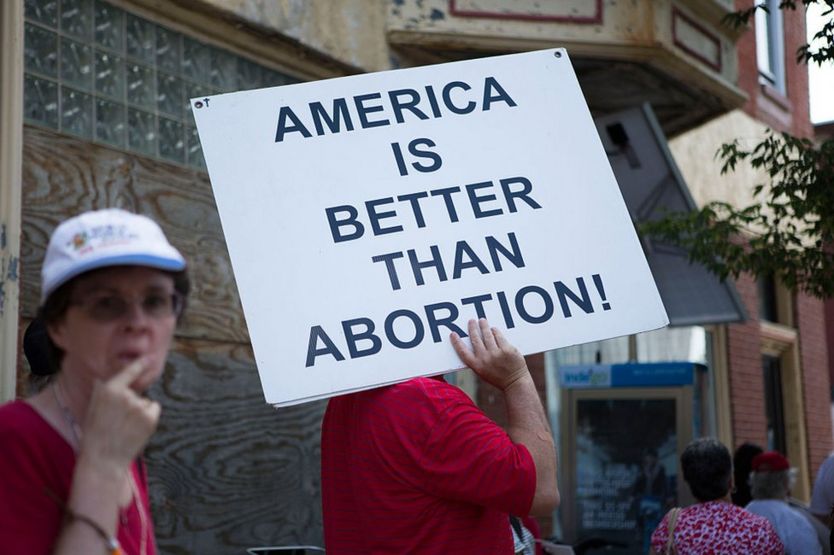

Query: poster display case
<box><xmin>558</xmin><ymin>363</ymin><xmax>700</xmax><ymax>553</ymax></box>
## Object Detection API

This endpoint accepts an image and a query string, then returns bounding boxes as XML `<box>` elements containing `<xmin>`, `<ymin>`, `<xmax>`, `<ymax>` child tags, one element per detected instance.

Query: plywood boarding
<box><xmin>148</xmin><ymin>340</ymin><xmax>325</xmax><ymax>552</ymax></box>
<box><xmin>21</xmin><ymin>125</ymin><xmax>247</xmax><ymax>343</ymax></box>
<box><xmin>21</xmin><ymin>125</ymin><xmax>325</xmax><ymax>553</ymax></box>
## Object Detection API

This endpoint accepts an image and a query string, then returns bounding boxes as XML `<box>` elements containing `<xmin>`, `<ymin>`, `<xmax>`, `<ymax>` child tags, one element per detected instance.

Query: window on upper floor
<box><xmin>757</xmin><ymin>272</ymin><xmax>794</xmax><ymax>326</ymax></box>
<box><xmin>23</xmin><ymin>0</ymin><xmax>298</xmax><ymax>170</ymax></box>
<box><xmin>757</xmin><ymin>272</ymin><xmax>779</xmax><ymax>323</ymax></box>
<box><xmin>755</xmin><ymin>0</ymin><xmax>786</xmax><ymax>94</ymax></box>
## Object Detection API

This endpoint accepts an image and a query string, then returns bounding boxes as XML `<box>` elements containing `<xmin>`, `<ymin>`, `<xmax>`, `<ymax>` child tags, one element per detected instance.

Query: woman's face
<box><xmin>48</xmin><ymin>266</ymin><xmax>179</xmax><ymax>392</ymax></box>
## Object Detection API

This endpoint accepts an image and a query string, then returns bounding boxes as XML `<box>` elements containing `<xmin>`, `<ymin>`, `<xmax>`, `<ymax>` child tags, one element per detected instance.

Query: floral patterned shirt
<box><xmin>650</xmin><ymin>500</ymin><xmax>784</xmax><ymax>554</ymax></box>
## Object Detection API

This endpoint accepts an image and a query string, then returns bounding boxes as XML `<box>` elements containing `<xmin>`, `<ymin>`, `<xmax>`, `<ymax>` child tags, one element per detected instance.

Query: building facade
<box><xmin>0</xmin><ymin>0</ymin><xmax>830</xmax><ymax>552</ymax></box>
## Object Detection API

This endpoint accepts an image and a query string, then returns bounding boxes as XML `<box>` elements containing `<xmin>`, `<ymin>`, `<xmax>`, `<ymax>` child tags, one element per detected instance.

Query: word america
<box><xmin>276</xmin><ymin>77</ymin><xmax>517</xmax><ymax>142</ymax></box>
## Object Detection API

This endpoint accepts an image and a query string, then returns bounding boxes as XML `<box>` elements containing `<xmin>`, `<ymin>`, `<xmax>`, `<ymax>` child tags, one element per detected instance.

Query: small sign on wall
<box><xmin>193</xmin><ymin>48</ymin><xmax>668</xmax><ymax>406</ymax></box>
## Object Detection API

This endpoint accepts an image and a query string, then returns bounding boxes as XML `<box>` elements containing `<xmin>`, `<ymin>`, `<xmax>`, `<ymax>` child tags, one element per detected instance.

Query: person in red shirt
<box><xmin>0</xmin><ymin>208</ymin><xmax>189</xmax><ymax>555</ymax></box>
<box><xmin>321</xmin><ymin>317</ymin><xmax>558</xmax><ymax>554</ymax></box>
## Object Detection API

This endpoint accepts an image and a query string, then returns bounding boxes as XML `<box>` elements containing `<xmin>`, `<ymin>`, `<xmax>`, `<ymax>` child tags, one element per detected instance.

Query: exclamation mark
<box><xmin>592</xmin><ymin>274</ymin><xmax>611</xmax><ymax>311</ymax></box>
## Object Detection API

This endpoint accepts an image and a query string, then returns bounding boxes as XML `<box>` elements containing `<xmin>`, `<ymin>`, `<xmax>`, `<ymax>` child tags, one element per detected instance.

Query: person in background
<box><xmin>732</xmin><ymin>442</ymin><xmax>763</xmax><ymax>507</ymax></box>
<box><xmin>0</xmin><ymin>208</ymin><xmax>189</xmax><ymax>555</ymax></box>
<box><xmin>807</xmin><ymin>452</ymin><xmax>834</xmax><ymax>555</ymax></box>
<box><xmin>824</xmin><ymin>500</ymin><xmax>834</xmax><ymax>555</ymax></box>
<box><xmin>321</xmin><ymin>318</ymin><xmax>558</xmax><ymax>553</ymax></box>
<box><xmin>649</xmin><ymin>438</ymin><xmax>783</xmax><ymax>555</ymax></box>
<box><xmin>745</xmin><ymin>451</ymin><xmax>822</xmax><ymax>554</ymax></box>
<box><xmin>632</xmin><ymin>448</ymin><xmax>671</xmax><ymax>554</ymax></box>
<box><xmin>511</xmin><ymin>515</ymin><xmax>537</xmax><ymax>555</ymax></box>
<box><xmin>812</xmin><ymin>453</ymin><xmax>834</xmax><ymax>526</ymax></box>
<box><xmin>785</xmin><ymin>499</ymin><xmax>831</xmax><ymax>555</ymax></box>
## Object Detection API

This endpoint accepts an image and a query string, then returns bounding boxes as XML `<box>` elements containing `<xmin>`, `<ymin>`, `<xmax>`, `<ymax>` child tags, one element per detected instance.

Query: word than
<box><xmin>305</xmin><ymin>274</ymin><xmax>611</xmax><ymax>367</ymax></box>
<box><xmin>372</xmin><ymin>232</ymin><xmax>524</xmax><ymax>291</ymax></box>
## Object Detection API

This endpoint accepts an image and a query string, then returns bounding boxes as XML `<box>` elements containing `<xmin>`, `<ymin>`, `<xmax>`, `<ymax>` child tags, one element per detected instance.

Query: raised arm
<box><xmin>451</xmin><ymin>318</ymin><xmax>558</xmax><ymax>515</ymax></box>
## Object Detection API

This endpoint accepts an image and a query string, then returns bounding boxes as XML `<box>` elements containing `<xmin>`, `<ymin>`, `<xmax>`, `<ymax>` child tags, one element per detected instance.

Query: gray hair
<box><xmin>749</xmin><ymin>469</ymin><xmax>792</xmax><ymax>500</ymax></box>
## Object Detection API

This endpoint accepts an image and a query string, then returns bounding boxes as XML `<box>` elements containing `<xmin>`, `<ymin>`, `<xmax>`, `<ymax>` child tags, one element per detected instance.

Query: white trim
<box><xmin>755</xmin><ymin>0</ymin><xmax>786</xmax><ymax>94</ymax></box>
<box><xmin>0</xmin><ymin>0</ymin><xmax>23</xmax><ymax>402</ymax></box>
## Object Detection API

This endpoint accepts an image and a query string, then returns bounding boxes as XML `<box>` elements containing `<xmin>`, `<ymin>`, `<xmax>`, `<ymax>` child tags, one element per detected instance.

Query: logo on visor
<box><xmin>70</xmin><ymin>232</ymin><xmax>89</xmax><ymax>250</ymax></box>
<box><xmin>66</xmin><ymin>225</ymin><xmax>137</xmax><ymax>252</ymax></box>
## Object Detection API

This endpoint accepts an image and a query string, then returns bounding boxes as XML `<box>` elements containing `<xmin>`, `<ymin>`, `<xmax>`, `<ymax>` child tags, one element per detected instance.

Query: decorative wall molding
<box><xmin>449</xmin><ymin>0</ymin><xmax>602</xmax><ymax>24</ymax></box>
<box><xmin>673</xmin><ymin>7</ymin><xmax>722</xmax><ymax>72</ymax></box>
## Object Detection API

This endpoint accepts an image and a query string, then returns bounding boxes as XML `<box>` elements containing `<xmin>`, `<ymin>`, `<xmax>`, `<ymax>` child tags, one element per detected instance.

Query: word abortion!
<box><xmin>306</xmin><ymin>274</ymin><xmax>613</xmax><ymax>368</ymax></box>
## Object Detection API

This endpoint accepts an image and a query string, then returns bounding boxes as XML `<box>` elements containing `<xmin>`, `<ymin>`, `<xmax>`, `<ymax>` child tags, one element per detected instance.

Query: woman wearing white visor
<box><xmin>0</xmin><ymin>208</ymin><xmax>188</xmax><ymax>555</ymax></box>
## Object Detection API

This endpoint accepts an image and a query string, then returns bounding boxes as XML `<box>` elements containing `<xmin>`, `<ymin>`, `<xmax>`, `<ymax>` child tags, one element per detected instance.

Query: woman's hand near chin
<box><xmin>79</xmin><ymin>356</ymin><xmax>161</xmax><ymax>475</ymax></box>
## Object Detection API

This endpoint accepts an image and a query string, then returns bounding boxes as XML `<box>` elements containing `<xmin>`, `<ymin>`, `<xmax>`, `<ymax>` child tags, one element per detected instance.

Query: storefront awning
<box><xmin>594</xmin><ymin>104</ymin><xmax>747</xmax><ymax>326</ymax></box>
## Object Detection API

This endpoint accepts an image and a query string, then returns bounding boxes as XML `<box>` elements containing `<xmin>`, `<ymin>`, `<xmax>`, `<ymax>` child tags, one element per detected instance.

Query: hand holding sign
<box><xmin>451</xmin><ymin>318</ymin><xmax>528</xmax><ymax>391</ymax></box>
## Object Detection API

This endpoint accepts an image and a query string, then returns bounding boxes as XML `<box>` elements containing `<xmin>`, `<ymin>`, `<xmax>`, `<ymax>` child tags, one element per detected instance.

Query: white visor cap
<box><xmin>40</xmin><ymin>208</ymin><xmax>186</xmax><ymax>303</ymax></box>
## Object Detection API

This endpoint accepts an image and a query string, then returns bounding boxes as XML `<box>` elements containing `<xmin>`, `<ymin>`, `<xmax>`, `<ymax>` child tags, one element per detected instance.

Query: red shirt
<box><xmin>321</xmin><ymin>377</ymin><xmax>537</xmax><ymax>554</ymax></box>
<box><xmin>650</xmin><ymin>500</ymin><xmax>784</xmax><ymax>554</ymax></box>
<box><xmin>0</xmin><ymin>401</ymin><xmax>156</xmax><ymax>555</ymax></box>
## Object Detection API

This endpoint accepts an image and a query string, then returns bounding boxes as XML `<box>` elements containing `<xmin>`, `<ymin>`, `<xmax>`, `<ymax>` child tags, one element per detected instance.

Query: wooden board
<box><xmin>148</xmin><ymin>339</ymin><xmax>325</xmax><ymax>553</ymax></box>
<box><xmin>21</xmin><ymin>125</ymin><xmax>249</xmax><ymax>343</ymax></box>
<box><xmin>21</xmin><ymin>125</ymin><xmax>325</xmax><ymax>553</ymax></box>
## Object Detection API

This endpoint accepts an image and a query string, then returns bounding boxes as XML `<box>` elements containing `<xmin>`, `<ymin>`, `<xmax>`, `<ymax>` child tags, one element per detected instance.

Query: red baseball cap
<box><xmin>751</xmin><ymin>451</ymin><xmax>790</xmax><ymax>472</ymax></box>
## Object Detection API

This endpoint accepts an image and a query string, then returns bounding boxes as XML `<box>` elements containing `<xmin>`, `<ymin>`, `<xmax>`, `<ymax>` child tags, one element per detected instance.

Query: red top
<box><xmin>650</xmin><ymin>500</ymin><xmax>784</xmax><ymax>555</ymax></box>
<box><xmin>321</xmin><ymin>377</ymin><xmax>537</xmax><ymax>554</ymax></box>
<box><xmin>0</xmin><ymin>401</ymin><xmax>157</xmax><ymax>555</ymax></box>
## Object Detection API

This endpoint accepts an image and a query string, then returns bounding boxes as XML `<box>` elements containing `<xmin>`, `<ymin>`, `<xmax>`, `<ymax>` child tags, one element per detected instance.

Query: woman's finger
<box><xmin>143</xmin><ymin>399</ymin><xmax>162</xmax><ymax>425</ymax></box>
<box><xmin>108</xmin><ymin>356</ymin><xmax>149</xmax><ymax>389</ymax></box>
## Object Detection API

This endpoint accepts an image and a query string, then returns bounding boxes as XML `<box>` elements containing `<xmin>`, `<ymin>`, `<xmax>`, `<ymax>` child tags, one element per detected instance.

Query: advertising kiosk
<box><xmin>558</xmin><ymin>362</ymin><xmax>707</xmax><ymax>554</ymax></box>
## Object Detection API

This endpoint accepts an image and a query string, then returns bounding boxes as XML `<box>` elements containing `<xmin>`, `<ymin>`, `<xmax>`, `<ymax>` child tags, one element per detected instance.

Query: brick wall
<box><xmin>727</xmin><ymin>273</ymin><xmax>769</xmax><ymax>447</ymax></box>
<box><xmin>817</xmin><ymin>125</ymin><xmax>834</xmax><ymax>438</ymax></box>
<box><xmin>796</xmin><ymin>292</ymin><xmax>833</xmax><ymax>475</ymax></box>
<box><xmin>827</xmin><ymin>298</ymin><xmax>834</xmax><ymax>399</ymax></box>
<box><xmin>731</xmin><ymin>1</ymin><xmax>824</xmax><ymax>479</ymax></box>
<box><xmin>735</xmin><ymin>0</ymin><xmax>813</xmax><ymax>137</ymax></box>
<box><xmin>726</xmin><ymin>271</ymin><xmax>833</xmax><ymax>481</ymax></box>
<box><xmin>780</xmin><ymin>3</ymin><xmax>813</xmax><ymax>138</ymax></box>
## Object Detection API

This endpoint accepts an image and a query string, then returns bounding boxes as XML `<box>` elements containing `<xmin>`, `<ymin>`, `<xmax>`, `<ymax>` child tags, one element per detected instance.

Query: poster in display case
<box><xmin>574</xmin><ymin>397</ymin><xmax>678</xmax><ymax>554</ymax></box>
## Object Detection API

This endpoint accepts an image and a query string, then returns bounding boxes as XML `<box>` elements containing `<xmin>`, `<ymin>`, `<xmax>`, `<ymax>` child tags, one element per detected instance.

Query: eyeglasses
<box><xmin>70</xmin><ymin>291</ymin><xmax>184</xmax><ymax>322</ymax></box>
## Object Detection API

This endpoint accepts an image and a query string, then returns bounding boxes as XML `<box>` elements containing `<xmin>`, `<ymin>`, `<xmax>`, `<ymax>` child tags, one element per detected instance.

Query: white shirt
<box><xmin>811</xmin><ymin>454</ymin><xmax>834</xmax><ymax>517</ymax></box>
<box><xmin>746</xmin><ymin>499</ymin><xmax>823</xmax><ymax>555</ymax></box>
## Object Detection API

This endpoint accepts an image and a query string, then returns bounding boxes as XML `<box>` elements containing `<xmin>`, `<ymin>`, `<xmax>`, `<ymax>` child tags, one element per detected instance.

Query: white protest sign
<box><xmin>192</xmin><ymin>48</ymin><xmax>669</xmax><ymax>406</ymax></box>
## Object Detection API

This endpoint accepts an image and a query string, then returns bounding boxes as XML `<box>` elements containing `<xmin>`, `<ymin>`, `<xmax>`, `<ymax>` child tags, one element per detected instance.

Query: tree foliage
<box><xmin>640</xmin><ymin>0</ymin><xmax>834</xmax><ymax>298</ymax></box>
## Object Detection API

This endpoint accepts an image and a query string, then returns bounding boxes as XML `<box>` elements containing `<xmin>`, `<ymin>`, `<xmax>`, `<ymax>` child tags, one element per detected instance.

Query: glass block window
<box><xmin>24</xmin><ymin>0</ymin><xmax>298</xmax><ymax>170</ymax></box>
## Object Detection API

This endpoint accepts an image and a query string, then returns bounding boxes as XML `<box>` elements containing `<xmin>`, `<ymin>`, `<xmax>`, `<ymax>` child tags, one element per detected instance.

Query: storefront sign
<box><xmin>193</xmin><ymin>49</ymin><xmax>669</xmax><ymax>406</ymax></box>
<box><xmin>560</xmin><ymin>363</ymin><xmax>695</xmax><ymax>389</ymax></box>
